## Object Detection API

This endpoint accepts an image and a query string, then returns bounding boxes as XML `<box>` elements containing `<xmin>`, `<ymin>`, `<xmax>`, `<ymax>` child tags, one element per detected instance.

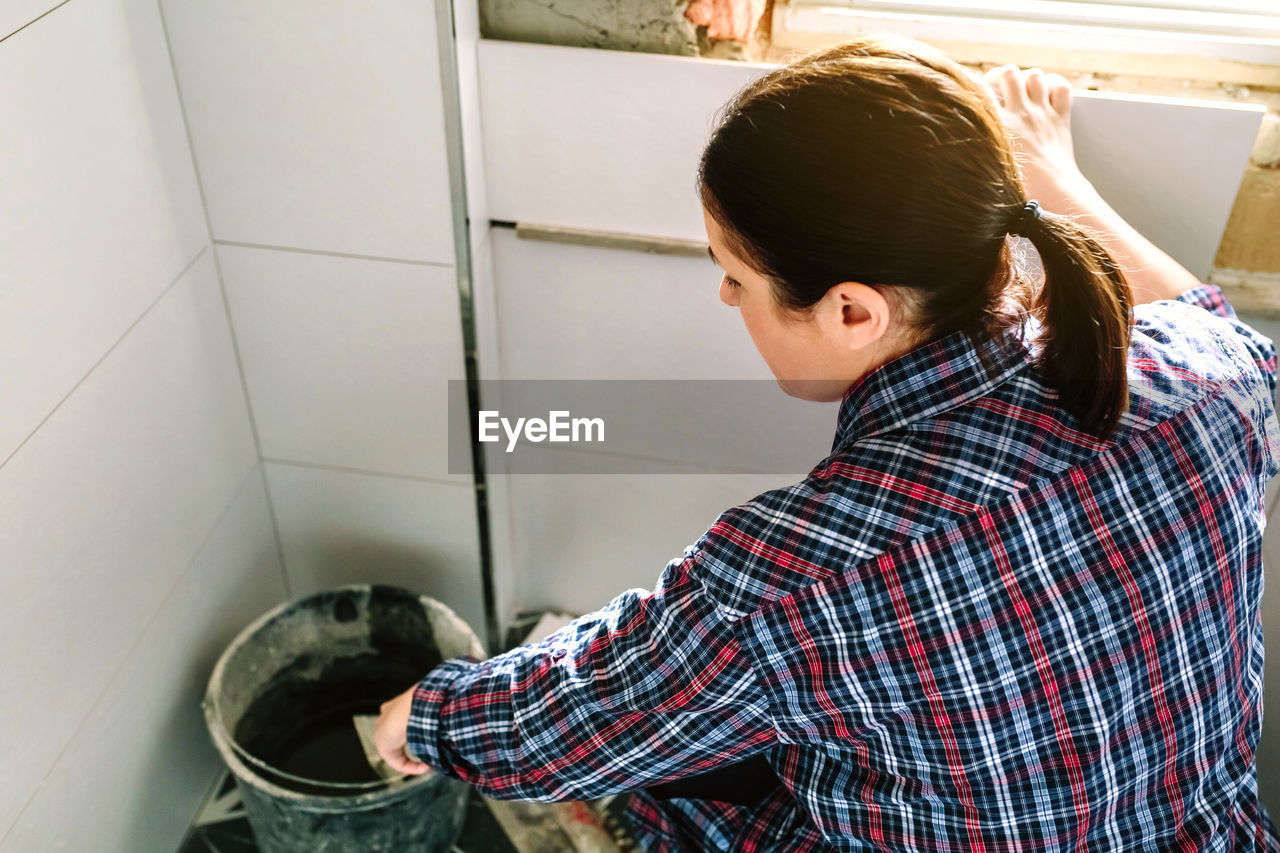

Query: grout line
<box><xmin>0</xmin><ymin>246</ymin><xmax>207</xmax><ymax>476</ymax></box>
<box><xmin>0</xmin><ymin>0</ymin><xmax>74</xmax><ymax>44</ymax></box>
<box><xmin>155</xmin><ymin>0</ymin><xmax>292</xmax><ymax>600</ymax></box>
<box><xmin>0</xmin><ymin>463</ymin><xmax>260</xmax><ymax>849</ymax></box>
<box><xmin>213</xmin><ymin>239</ymin><xmax>455</xmax><ymax>269</ymax></box>
<box><xmin>261</xmin><ymin>456</ymin><xmax>471</xmax><ymax>488</ymax></box>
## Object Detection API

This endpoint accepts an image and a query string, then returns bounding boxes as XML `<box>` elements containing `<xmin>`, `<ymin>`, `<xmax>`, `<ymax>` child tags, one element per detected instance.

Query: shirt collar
<box><xmin>832</xmin><ymin>318</ymin><xmax>1036</xmax><ymax>451</ymax></box>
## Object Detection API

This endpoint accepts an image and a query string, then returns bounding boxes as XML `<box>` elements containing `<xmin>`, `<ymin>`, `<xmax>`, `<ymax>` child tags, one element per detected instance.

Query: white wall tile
<box><xmin>265</xmin><ymin>462</ymin><xmax>486</xmax><ymax>648</ymax></box>
<box><xmin>491</xmin><ymin>229</ymin><xmax>771</xmax><ymax>381</ymax></box>
<box><xmin>503</xmin><ymin>464</ymin><xmax>797</xmax><ymax>615</ymax></box>
<box><xmin>0</xmin><ymin>0</ymin><xmax>209</xmax><ymax>464</ymax></box>
<box><xmin>159</xmin><ymin>0</ymin><xmax>455</xmax><ymax>263</ymax></box>
<box><xmin>0</xmin><ymin>472</ymin><xmax>285</xmax><ymax>853</ymax></box>
<box><xmin>1070</xmin><ymin>91</ymin><xmax>1263</xmax><ymax>281</ymax></box>
<box><xmin>478</xmin><ymin>40</ymin><xmax>761</xmax><ymax>243</ymax></box>
<box><xmin>0</xmin><ymin>253</ymin><xmax>257</xmax><ymax>835</ymax></box>
<box><xmin>219</xmin><ymin>245</ymin><xmax>466</xmax><ymax>479</ymax></box>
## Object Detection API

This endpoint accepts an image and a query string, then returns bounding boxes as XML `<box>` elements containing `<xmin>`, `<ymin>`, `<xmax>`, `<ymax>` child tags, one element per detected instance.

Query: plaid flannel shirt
<box><xmin>408</xmin><ymin>284</ymin><xmax>1280</xmax><ymax>852</ymax></box>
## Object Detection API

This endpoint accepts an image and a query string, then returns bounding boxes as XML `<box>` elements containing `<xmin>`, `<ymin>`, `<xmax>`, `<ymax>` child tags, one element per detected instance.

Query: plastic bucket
<box><xmin>203</xmin><ymin>585</ymin><xmax>483</xmax><ymax>853</ymax></box>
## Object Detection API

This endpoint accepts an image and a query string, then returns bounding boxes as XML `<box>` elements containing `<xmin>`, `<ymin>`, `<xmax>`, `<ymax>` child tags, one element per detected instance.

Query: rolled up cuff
<box><xmin>405</xmin><ymin>656</ymin><xmax>479</xmax><ymax>771</ymax></box>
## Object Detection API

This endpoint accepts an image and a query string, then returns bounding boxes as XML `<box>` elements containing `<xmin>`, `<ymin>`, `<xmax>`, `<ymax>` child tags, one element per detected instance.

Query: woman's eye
<box><xmin>723</xmin><ymin>274</ymin><xmax>742</xmax><ymax>289</ymax></box>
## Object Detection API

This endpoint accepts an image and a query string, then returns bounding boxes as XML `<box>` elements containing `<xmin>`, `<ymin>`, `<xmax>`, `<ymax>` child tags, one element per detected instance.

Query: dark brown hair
<box><xmin>698</xmin><ymin>35</ymin><xmax>1133</xmax><ymax>439</ymax></box>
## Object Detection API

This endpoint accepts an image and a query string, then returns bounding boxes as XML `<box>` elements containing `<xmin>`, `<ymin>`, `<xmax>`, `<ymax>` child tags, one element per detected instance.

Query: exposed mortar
<box><xmin>479</xmin><ymin>0</ymin><xmax>773</xmax><ymax>60</ymax></box>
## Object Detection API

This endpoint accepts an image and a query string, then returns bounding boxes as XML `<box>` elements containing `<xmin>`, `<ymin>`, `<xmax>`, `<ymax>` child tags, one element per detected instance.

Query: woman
<box><xmin>376</xmin><ymin>35</ymin><xmax>1280</xmax><ymax>851</ymax></box>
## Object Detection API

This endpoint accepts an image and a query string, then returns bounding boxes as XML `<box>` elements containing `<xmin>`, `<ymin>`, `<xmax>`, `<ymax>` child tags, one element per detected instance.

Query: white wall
<box><xmin>0</xmin><ymin>0</ymin><xmax>285</xmax><ymax>849</ymax></box>
<box><xmin>158</xmin><ymin>0</ymin><xmax>486</xmax><ymax>637</ymax></box>
<box><xmin>2</xmin><ymin>1</ymin><xmax>483</xmax><ymax>849</ymax></box>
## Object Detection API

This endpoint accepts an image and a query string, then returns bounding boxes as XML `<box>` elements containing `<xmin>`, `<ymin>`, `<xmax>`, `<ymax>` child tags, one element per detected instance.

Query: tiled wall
<box><xmin>1</xmin><ymin>1</ymin><xmax>482</xmax><ymax>850</ymax></box>
<box><xmin>0</xmin><ymin>0</ymin><xmax>284</xmax><ymax>849</ymax></box>
<box><xmin>157</xmin><ymin>0</ymin><xmax>485</xmax><ymax>635</ymax></box>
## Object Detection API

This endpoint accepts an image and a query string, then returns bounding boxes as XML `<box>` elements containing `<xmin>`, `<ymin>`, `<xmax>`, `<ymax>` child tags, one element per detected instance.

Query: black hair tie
<box><xmin>1007</xmin><ymin>200</ymin><xmax>1043</xmax><ymax>238</ymax></box>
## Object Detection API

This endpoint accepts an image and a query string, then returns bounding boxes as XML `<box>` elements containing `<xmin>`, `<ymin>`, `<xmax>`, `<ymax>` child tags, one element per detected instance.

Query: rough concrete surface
<box><xmin>1253</xmin><ymin>112</ymin><xmax>1280</xmax><ymax>168</ymax></box>
<box><xmin>480</xmin><ymin>0</ymin><xmax>702</xmax><ymax>56</ymax></box>
<box><xmin>1219</xmin><ymin>164</ymin><xmax>1280</xmax><ymax>274</ymax></box>
<box><xmin>480</xmin><ymin>0</ymin><xmax>770</xmax><ymax>58</ymax></box>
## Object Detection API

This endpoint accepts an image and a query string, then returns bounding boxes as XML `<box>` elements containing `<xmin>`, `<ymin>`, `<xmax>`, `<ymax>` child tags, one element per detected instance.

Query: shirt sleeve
<box><xmin>404</xmin><ymin>537</ymin><xmax>777</xmax><ymax>802</ymax></box>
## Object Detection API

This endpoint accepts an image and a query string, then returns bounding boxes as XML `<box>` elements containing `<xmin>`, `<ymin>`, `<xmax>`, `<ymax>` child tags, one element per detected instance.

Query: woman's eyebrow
<box><xmin>707</xmin><ymin>246</ymin><xmax>721</xmax><ymax>267</ymax></box>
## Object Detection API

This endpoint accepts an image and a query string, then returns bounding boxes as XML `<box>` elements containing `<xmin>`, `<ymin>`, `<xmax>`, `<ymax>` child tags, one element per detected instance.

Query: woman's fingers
<box><xmin>373</xmin><ymin>686</ymin><xmax>433</xmax><ymax>776</ymax></box>
<box><xmin>384</xmin><ymin>748</ymin><xmax>431</xmax><ymax>776</ymax></box>
<box><xmin>985</xmin><ymin>64</ymin><xmax>1028</xmax><ymax>112</ymax></box>
<box><xmin>1025</xmin><ymin>67</ymin><xmax>1047</xmax><ymax>105</ymax></box>
<box><xmin>1046</xmin><ymin>72</ymin><xmax>1072</xmax><ymax>116</ymax></box>
<box><xmin>985</xmin><ymin>65</ymin><xmax>1066</xmax><ymax>116</ymax></box>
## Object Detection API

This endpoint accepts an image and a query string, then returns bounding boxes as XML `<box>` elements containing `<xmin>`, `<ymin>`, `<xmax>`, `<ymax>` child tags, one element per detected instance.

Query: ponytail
<box><xmin>1018</xmin><ymin>207</ymin><xmax>1133</xmax><ymax>440</ymax></box>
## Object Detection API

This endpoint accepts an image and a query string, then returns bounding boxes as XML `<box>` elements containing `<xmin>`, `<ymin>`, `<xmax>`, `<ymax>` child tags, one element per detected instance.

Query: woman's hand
<box><xmin>982</xmin><ymin>63</ymin><xmax>1199</xmax><ymax>304</ymax></box>
<box><xmin>982</xmin><ymin>64</ymin><xmax>1090</xmax><ymax>214</ymax></box>
<box><xmin>373</xmin><ymin>685</ymin><xmax>432</xmax><ymax>775</ymax></box>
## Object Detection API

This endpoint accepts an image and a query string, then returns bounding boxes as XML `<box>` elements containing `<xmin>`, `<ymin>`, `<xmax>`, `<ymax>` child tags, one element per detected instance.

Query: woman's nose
<box><xmin>719</xmin><ymin>276</ymin><xmax>740</xmax><ymax>307</ymax></box>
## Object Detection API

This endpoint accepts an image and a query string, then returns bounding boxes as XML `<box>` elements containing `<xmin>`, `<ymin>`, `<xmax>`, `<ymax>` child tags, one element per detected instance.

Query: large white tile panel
<box><xmin>492</xmin><ymin>228</ymin><xmax>770</xmax><ymax>380</ymax></box>
<box><xmin>478</xmin><ymin>40</ymin><xmax>762</xmax><ymax>243</ymax></box>
<box><xmin>504</xmin><ymin>465</ymin><xmax>797</xmax><ymax>615</ymax></box>
<box><xmin>266</xmin><ymin>462</ymin><xmax>486</xmax><ymax>648</ymax></box>
<box><xmin>219</xmin><ymin>245</ymin><xmax>467</xmax><ymax>479</ymax></box>
<box><xmin>479</xmin><ymin>40</ymin><xmax>1261</xmax><ymax>279</ymax></box>
<box><xmin>0</xmin><ymin>253</ymin><xmax>257</xmax><ymax>835</ymax></box>
<box><xmin>160</xmin><ymin>0</ymin><xmax>456</xmax><ymax>263</ymax></box>
<box><xmin>0</xmin><ymin>0</ymin><xmax>209</xmax><ymax>464</ymax></box>
<box><xmin>0</xmin><ymin>472</ymin><xmax>285</xmax><ymax>853</ymax></box>
<box><xmin>1070</xmin><ymin>90</ymin><xmax>1262</xmax><ymax>281</ymax></box>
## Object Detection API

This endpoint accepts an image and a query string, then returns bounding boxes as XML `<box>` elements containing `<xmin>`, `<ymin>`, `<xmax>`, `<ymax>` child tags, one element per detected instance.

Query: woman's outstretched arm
<box><xmin>374</xmin><ymin>536</ymin><xmax>777</xmax><ymax>801</ymax></box>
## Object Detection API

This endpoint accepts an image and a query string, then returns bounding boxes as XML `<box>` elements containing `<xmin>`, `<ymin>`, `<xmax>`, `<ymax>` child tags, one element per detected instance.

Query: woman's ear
<box><xmin>817</xmin><ymin>282</ymin><xmax>892</xmax><ymax>350</ymax></box>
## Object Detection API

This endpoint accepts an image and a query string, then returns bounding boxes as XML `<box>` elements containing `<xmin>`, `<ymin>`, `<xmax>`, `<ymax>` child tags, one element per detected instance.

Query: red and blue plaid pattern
<box><xmin>409</xmin><ymin>285</ymin><xmax>1280</xmax><ymax>851</ymax></box>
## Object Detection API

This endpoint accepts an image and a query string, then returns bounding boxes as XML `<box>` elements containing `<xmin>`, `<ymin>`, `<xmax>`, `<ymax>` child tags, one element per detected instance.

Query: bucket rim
<box><xmin>203</xmin><ymin>584</ymin><xmax>478</xmax><ymax>804</ymax></box>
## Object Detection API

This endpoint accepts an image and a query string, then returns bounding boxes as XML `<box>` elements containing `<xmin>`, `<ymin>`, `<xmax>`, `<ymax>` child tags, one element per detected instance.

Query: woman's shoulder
<box><xmin>1128</xmin><ymin>284</ymin><xmax>1276</xmax><ymax>415</ymax></box>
